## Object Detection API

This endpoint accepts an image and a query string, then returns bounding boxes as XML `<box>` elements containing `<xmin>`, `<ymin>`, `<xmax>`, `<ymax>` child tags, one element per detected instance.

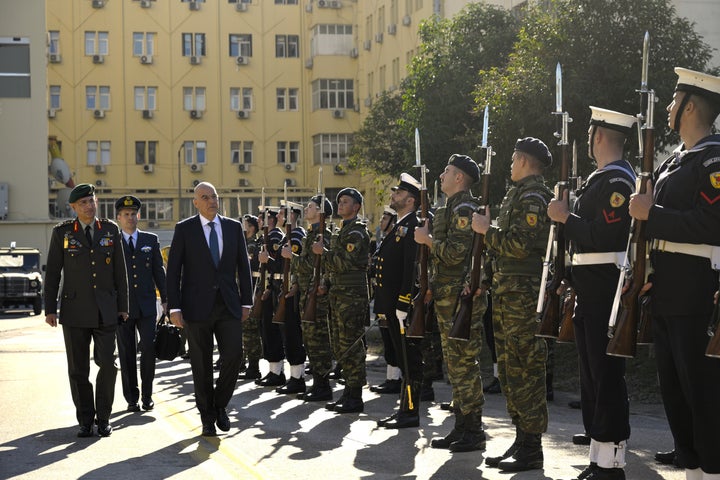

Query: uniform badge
<box><xmin>346</xmin><ymin>243</ymin><xmax>355</xmax><ymax>252</ymax></box>
<box><xmin>106</xmin><ymin>257</ymin><xmax>111</xmax><ymax>264</ymax></box>
<box><xmin>141</xmin><ymin>246</ymin><xmax>151</xmax><ymax>253</ymax></box>
<box><xmin>273</xmin><ymin>244</ymin><xmax>279</xmax><ymax>251</ymax></box>
<box><xmin>395</xmin><ymin>236</ymin><xmax>401</xmax><ymax>242</ymax></box>
<box><xmin>526</xmin><ymin>213</ymin><xmax>538</xmax><ymax>227</ymax></box>
<box><xmin>710</xmin><ymin>171</ymin><xmax>720</xmax><ymax>189</ymax></box>
<box><xmin>457</xmin><ymin>217</ymin><xmax>469</xmax><ymax>229</ymax></box>
<box><xmin>292</xmin><ymin>244</ymin><xmax>299</xmax><ymax>253</ymax></box>
<box><xmin>609</xmin><ymin>192</ymin><xmax>626</xmax><ymax>207</ymax></box>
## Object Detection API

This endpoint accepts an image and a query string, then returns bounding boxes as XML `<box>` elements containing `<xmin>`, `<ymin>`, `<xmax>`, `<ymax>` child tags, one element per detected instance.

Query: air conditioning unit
<box><xmin>190</xmin><ymin>110</ymin><xmax>202</xmax><ymax>119</ymax></box>
<box><xmin>236</xmin><ymin>110</ymin><xmax>250</xmax><ymax>119</ymax></box>
<box><xmin>192</xmin><ymin>179</ymin><xmax>201</xmax><ymax>186</ymax></box>
<box><xmin>94</xmin><ymin>109</ymin><xmax>105</xmax><ymax>119</ymax></box>
<box><xmin>143</xmin><ymin>164</ymin><xmax>154</xmax><ymax>173</ymax></box>
<box><xmin>305</xmin><ymin>58</ymin><xmax>313</xmax><ymax>69</ymax></box>
<box><xmin>189</xmin><ymin>1</ymin><xmax>200</xmax><ymax>11</ymax></box>
<box><xmin>238</xmin><ymin>179</ymin><xmax>250</xmax><ymax>187</ymax></box>
<box><xmin>284</xmin><ymin>163</ymin><xmax>296</xmax><ymax>172</ymax></box>
<box><xmin>332</xmin><ymin>109</ymin><xmax>344</xmax><ymax>119</ymax></box>
<box><xmin>95</xmin><ymin>165</ymin><xmax>106</xmax><ymax>174</ymax></box>
<box><xmin>142</xmin><ymin>109</ymin><xmax>153</xmax><ymax>119</ymax></box>
<box><xmin>349</xmin><ymin>48</ymin><xmax>358</xmax><ymax>58</ymax></box>
<box><xmin>375</xmin><ymin>33</ymin><xmax>384</xmax><ymax>43</ymax></box>
<box><xmin>48</xmin><ymin>109</ymin><xmax>57</xmax><ymax>118</ymax></box>
<box><xmin>49</xmin><ymin>53</ymin><xmax>62</xmax><ymax>63</ymax></box>
<box><xmin>334</xmin><ymin>164</ymin><xmax>346</xmax><ymax>175</ymax></box>
<box><xmin>147</xmin><ymin>220</ymin><xmax>159</xmax><ymax>228</ymax></box>
<box><xmin>363</xmin><ymin>40</ymin><xmax>371</xmax><ymax>51</ymax></box>
<box><xmin>402</xmin><ymin>15</ymin><xmax>411</xmax><ymax>26</ymax></box>
<box><xmin>330</xmin><ymin>0</ymin><xmax>341</xmax><ymax>7</ymax></box>
<box><xmin>388</xmin><ymin>24</ymin><xmax>397</xmax><ymax>35</ymax></box>
<box><xmin>92</xmin><ymin>54</ymin><xmax>104</xmax><ymax>64</ymax></box>
<box><xmin>140</xmin><ymin>0</ymin><xmax>152</xmax><ymax>8</ymax></box>
<box><xmin>236</xmin><ymin>56</ymin><xmax>248</xmax><ymax>66</ymax></box>
<box><xmin>92</xmin><ymin>0</ymin><xmax>105</xmax><ymax>8</ymax></box>
<box><xmin>190</xmin><ymin>55</ymin><xmax>201</xmax><ymax>65</ymax></box>
<box><xmin>353</xmin><ymin>103</ymin><xmax>360</xmax><ymax>112</ymax></box>
<box><xmin>285</xmin><ymin>178</ymin><xmax>297</xmax><ymax>187</ymax></box>
<box><xmin>190</xmin><ymin>163</ymin><xmax>203</xmax><ymax>173</ymax></box>
<box><xmin>235</xmin><ymin>2</ymin><xmax>247</xmax><ymax>12</ymax></box>
<box><xmin>364</xmin><ymin>97</ymin><xmax>372</xmax><ymax>107</ymax></box>
<box><xmin>140</xmin><ymin>55</ymin><xmax>153</xmax><ymax>64</ymax></box>
<box><xmin>95</xmin><ymin>179</ymin><xmax>106</xmax><ymax>187</ymax></box>
<box><xmin>305</xmin><ymin>3</ymin><xmax>312</xmax><ymax>13</ymax></box>
<box><xmin>238</xmin><ymin>163</ymin><xmax>250</xmax><ymax>172</ymax></box>
<box><xmin>317</xmin><ymin>0</ymin><xmax>328</xmax><ymax>7</ymax></box>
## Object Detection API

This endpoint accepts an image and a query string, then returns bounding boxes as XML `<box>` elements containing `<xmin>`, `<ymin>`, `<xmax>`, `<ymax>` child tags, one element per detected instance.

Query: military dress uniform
<box><xmin>45</xmin><ymin>214</ymin><xmax>128</xmax><ymax>432</ymax></box>
<box><xmin>239</xmin><ymin>225</ymin><xmax>263</xmax><ymax>379</ymax></box>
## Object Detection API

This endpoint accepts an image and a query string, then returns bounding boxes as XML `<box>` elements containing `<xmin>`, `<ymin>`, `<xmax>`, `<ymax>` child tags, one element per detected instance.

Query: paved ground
<box><xmin>0</xmin><ymin>312</ymin><xmax>683</xmax><ymax>480</ymax></box>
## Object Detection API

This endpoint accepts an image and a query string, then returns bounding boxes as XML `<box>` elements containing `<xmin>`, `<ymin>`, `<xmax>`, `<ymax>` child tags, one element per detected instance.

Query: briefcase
<box><xmin>154</xmin><ymin>314</ymin><xmax>182</xmax><ymax>361</ymax></box>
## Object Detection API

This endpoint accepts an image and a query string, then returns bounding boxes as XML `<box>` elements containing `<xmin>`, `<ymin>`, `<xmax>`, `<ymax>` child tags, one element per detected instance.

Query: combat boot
<box><xmin>449</xmin><ymin>411</ymin><xmax>487</xmax><ymax>452</ymax></box>
<box><xmin>275</xmin><ymin>376</ymin><xmax>306</xmax><ymax>395</ymax></box>
<box><xmin>431</xmin><ymin>412</ymin><xmax>465</xmax><ymax>449</ymax></box>
<box><xmin>300</xmin><ymin>376</ymin><xmax>333</xmax><ymax>402</ymax></box>
<box><xmin>238</xmin><ymin>360</ymin><xmax>261</xmax><ymax>380</ymax></box>
<box><xmin>486</xmin><ymin>426</ymin><xmax>524</xmax><ymax>467</ymax></box>
<box><xmin>333</xmin><ymin>386</ymin><xmax>364</xmax><ymax>413</ymax></box>
<box><xmin>497</xmin><ymin>432</ymin><xmax>543</xmax><ymax>472</ymax></box>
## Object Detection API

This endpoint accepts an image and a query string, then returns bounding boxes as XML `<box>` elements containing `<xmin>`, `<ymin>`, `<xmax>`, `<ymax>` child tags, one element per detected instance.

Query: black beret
<box><xmin>68</xmin><ymin>183</ymin><xmax>95</xmax><ymax>203</ymax></box>
<box><xmin>448</xmin><ymin>154</ymin><xmax>480</xmax><ymax>182</ymax></box>
<box><xmin>311</xmin><ymin>194</ymin><xmax>334</xmax><ymax>217</ymax></box>
<box><xmin>243</xmin><ymin>214</ymin><xmax>259</xmax><ymax>231</ymax></box>
<box><xmin>336</xmin><ymin>188</ymin><xmax>363</xmax><ymax>205</ymax></box>
<box><xmin>514</xmin><ymin>137</ymin><xmax>552</xmax><ymax>167</ymax></box>
<box><xmin>115</xmin><ymin>195</ymin><xmax>142</xmax><ymax>212</ymax></box>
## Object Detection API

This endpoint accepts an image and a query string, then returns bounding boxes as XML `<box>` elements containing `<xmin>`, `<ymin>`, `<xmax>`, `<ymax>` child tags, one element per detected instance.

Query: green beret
<box><xmin>115</xmin><ymin>195</ymin><xmax>142</xmax><ymax>212</ymax></box>
<box><xmin>68</xmin><ymin>183</ymin><xmax>96</xmax><ymax>203</ymax></box>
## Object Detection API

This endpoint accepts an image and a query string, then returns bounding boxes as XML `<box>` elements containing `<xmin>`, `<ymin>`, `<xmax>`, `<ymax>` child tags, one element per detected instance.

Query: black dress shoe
<box><xmin>568</xmin><ymin>400</ymin><xmax>581</xmax><ymax>409</ymax></box>
<box><xmin>127</xmin><ymin>403</ymin><xmax>141</xmax><ymax>412</ymax></box>
<box><xmin>77</xmin><ymin>424</ymin><xmax>94</xmax><ymax>438</ymax></box>
<box><xmin>216</xmin><ymin>408</ymin><xmax>230</xmax><ymax>432</ymax></box>
<box><xmin>141</xmin><ymin>398</ymin><xmax>154</xmax><ymax>411</ymax></box>
<box><xmin>655</xmin><ymin>450</ymin><xmax>679</xmax><ymax>467</ymax></box>
<box><xmin>255</xmin><ymin>372</ymin><xmax>286</xmax><ymax>387</ymax></box>
<box><xmin>238</xmin><ymin>366</ymin><xmax>261</xmax><ymax>380</ymax></box>
<box><xmin>97</xmin><ymin>421</ymin><xmax>113</xmax><ymax>437</ymax></box>
<box><xmin>369</xmin><ymin>379</ymin><xmax>401</xmax><ymax>394</ymax></box>
<box><xmin>276</xmin><ymin>377</ymin><xmax>306</xmax><ymax>395</ymax></box>
<box><xmin>382</xmin><ymin>411</ymin><xmax>419</xmax><ymax>429</ymax></box>
<box><xmin>180</xmin><ymin>351</ymin><xmax>191</xmax><ymax>360</ymax></box>
<box><xmin>584</xmin><ymin>467</ymin><xmax>625</xmax><ymax>479</ymax></box>
<box><xmin>573</xmin><ymin>433</ymin><xmax>591</xmax><ymax>445</ymax></box>
<box><xmin>333</xmin><ymin>396</ymin><xmax>364</xmax><ymax>413</ymax></box>
<box><xmin>376</xmin><ymin>412</ymin><xmax>398</xmax><ymax>427</ymax></box>
<box><xmin>440</xmin><ymin>402</ymin><xmax>455</xmax><ymax>412</ymax></box>
<box><xmin>483</xmin><ymin>377</ymin><xmax>502</xmax><ymax>394</ymax></box>
<box><xmin>201</xmin><ymin>423</ymin><xmax>217</xmax><ymax>437</ymax></box>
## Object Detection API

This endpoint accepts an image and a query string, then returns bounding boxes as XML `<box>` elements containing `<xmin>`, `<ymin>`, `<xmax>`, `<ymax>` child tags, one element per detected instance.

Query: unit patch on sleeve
<box><xmin>526</xmin><ymin>213</ymin><xmax>538</xmax><ymax>227</ymax></box>
<box><xmin>710</xmin><ymin>171</ymin><xmax>720</xmax><ymax>189</ymax></box>
<box><xmin>609</xmin><ymin>192</ymin><xmax>626</xmax><ymax>208</ymax></box>
<box><xmin>457</xmin><ymin>217</ymin><xmax>469</xmax><ymax>230</ymax></box>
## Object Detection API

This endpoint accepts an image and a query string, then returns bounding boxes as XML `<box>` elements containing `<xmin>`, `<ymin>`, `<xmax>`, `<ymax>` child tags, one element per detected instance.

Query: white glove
<box><xmin>395</xmin><ymin>309</ymin><xmax>408</xmax><ymax>322</ymax></box>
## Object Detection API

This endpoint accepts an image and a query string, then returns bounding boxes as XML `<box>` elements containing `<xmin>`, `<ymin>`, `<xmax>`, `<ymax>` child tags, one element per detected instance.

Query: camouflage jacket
<box><xmin>324</xmin><ymin>217</ymin><xmax>370</xmax><ymax>288</ymax></box>
<box><xmin>430</xmin><ymin>189</ymin><xmax>479</xmax><ymax>285</ymax></box>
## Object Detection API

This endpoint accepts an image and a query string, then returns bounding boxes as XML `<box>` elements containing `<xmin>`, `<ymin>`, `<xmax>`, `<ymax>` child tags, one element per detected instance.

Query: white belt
<box><xmin>252</xmin><ymin>271</ymin><xmax>261</xmax><ymax>278</ymax></box>
<box><xmin>571</xmin><ymin>251</ymin><xmax>626</xmax><ymax>267</ymax></box>
<box><xmin>272</xmin><ymin>273</ymin><xmax>284</xmax><ymax>280</ymax></box>
<box><xmin>651</xmin><ymin>240</ymin><xmax>720</xmax><ymax>269</ymax></box>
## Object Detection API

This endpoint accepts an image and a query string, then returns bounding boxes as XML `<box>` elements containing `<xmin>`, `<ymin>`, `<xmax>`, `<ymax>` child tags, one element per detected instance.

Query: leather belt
<box><xmin>651</xmin><ymin>240</ymin><xmax>720</xmax><ymax>269</ymax></box>
<box><xmin>570</xmin><ymin>251</ymin><xmax>626</xmax><ymax>267</ymax></box>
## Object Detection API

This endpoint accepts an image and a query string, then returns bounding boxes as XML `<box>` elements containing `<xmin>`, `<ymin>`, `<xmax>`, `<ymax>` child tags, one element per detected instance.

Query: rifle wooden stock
<box><xmin>706</xmin><ymin>300</ymin><xmax>720</xmax><ymax>358</ymax></box>
<box><xmin>636</xmin><ymin>294</ymin><xmax>653</xmax><ymax>345</ymax></box>
<box><xmin>557</xmin><ymin>288</ymin><xmax>575</xmax><ymax>343</ymax></box>
<box><xmin>302</xmin><ymin>215</ymin><xmax>326</xmax><ymax>323</ymax></box>
<box><xmin>250</xmin><ymin>225</ymin><xmax>269</xmax><ymax>319</ymax></box>
<box><xmin>271</xmin><ymin>222</ymin><xmax>293</xmax><ymax>324</ymax></box>
<box><xmin>407</xmin><ymin>190</ymin><xmax>429</xmax><ymax>339</ymax></box>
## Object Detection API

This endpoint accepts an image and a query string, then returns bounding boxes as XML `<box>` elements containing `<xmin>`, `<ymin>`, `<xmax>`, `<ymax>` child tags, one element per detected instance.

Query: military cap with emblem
<box><xmin>336</xmin><ymin>187</ymin><xmax>363</xmax><ymax>205</ymax></box>
<box><xmin>672</xmin><ymin>67</ymin><xmax>720</xmax><ymax>132</ymax></box>
<box><xmin>382</xmin><ymin>205</ymin><xmax>397</xmax><ymax>219</ymax></box>
<box><xmin>589</xmin><ymin>106</ymin><xmax>636</xmax><ymax>135</ymax></box>
<box><xmin>68</xmin><ymin>183</ymin><xmax>96</xmax><ymax>203</ymax></box>
<box><xmin>243</xmin><ymin>214</ymin><xmax>259</xmax><ymax>231</ymax></box>
<box><xmin>514</xmin><ymin>137</ymin><xmax>553</xmax><ymax>167</ymax></box>
<box><xmin>447</xmin><ymin>154</ymin><xmax>480</xmax><ymax>182</ymax></box>
<box><xmin>115</xmin><ymin>195</ymin><xmax>142</xmax><ymax>212</ymax></box>
<box><xmin>391</xmin><ymin>173</ymin><xmax>422</xmax><ymax>199</ymax></box>
<box><xmin>311</xmin><ymin>194</ymin><xmax>334</xmax><ymax>217</ymax></box>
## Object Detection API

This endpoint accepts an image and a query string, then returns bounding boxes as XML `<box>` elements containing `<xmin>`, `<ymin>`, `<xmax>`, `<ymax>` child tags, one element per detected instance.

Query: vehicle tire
<box><xmin>33</xmin><ymin>297</ymin><xmax>42</xmax><ymax>315</ymax></box>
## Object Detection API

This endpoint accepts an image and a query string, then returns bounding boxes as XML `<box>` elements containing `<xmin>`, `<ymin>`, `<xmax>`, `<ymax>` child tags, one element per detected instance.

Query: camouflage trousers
<box><xmin>493</xmin><ymin>278</ymin><xmax>548</xmax><ymax>434</ymax></box>
<box><xmin>432</xmin><ymin>281</ymin><xmax>486</xmax><ymax>416</ymax></box>
<box><xmin>301</xmin><ymin>292</ymin><xmax>333</xmax><ymax>377</ymax></box>
<box><xmin>328</xmin><ymin>285</ymin><xmax>369</xmax><ymax>388</ymax></box>
<box><xmin>242</xmin><ymin>313</ymin><xmax>263</xmax><ymax>364</ymax></box>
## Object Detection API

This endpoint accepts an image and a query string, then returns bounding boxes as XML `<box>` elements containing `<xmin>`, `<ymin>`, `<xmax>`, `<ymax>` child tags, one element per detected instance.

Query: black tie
<box><xmin>209</xmin><ymin>221</ymin><xmax>220</xmax><ymax>267</ymax></box>
<box><xmin>128</xmin><ymin>236</ymin><xmax>135</xmax><ymax>253</ymax></box>
<box><xmin>85</xmin><ymin>225</ymin><xmax>92</xmax><ymax>245</ymax></box>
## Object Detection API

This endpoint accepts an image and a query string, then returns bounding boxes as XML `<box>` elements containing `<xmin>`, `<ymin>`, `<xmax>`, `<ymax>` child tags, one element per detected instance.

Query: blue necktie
<box><xmin>209</xmin><ymin>221</ymin><xmax>220</xmax><ymax>267</ymax></box>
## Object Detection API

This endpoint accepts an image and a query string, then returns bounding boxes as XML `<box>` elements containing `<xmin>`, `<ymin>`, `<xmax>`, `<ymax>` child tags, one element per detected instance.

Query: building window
<box><xmin>135</xmin><ymin>141</ymin><xmax>158</xmax><ymax>164</ymax></box>
<box><xmin>143</xmin><ymin>199</ymin><xmax>173</xmax><ymax>221</ymax></box>
<box><xmin>228</xmin><ymin>0</ymin><xmax>251</xmax><ymax>3</ymax></box>
<box><xmin>48</xmin><ymin>31</ymin><xmax>60</xmax><ymax>54</ymax></box>
<box><xmin>183</xmin><ymin>141</ymin><xmax>207</xmax><ymax>165</ymax></box>
<box><xmin>183</xmin><ymin>87</ymin><xmax>206</xmax><ymax>111</ymax></box>
<box><xmin>49</xmin><ymin>85</ymin><xmax>61</xmax><ymax>110</ymax></box>
<box><xmin>231</xmin><ymin>141</ymin><xmax>253</xmax><ymax>164</ymax></box>
<box><xmin>277</xmin><ymin>141</ymin><xmax>299</xmax><ymax>164</ymax></box>
<box><xmin>132</xmin><ymin>32</ymin><xmax>155</xmax><ymax>56</ymax></box>
<box><xmin>379</xmin><ymin>65</ymin><xmax>386</xmax><ymax>92</ymax></box>
<box><xmin>367</xmin><ymin>72</ymin><xmax>374</xmax><ymax>99</ymax></box>
<box><xmin>134</xmin><ymin>86</ymin><xmax>157</xmax><ymax>110</ymax></box>
<box><xmin>312</xmin><ymin>79</ymin><xmax>354</xmax><ymax>110</ymax></box>
<box><xmin>86</xmin><ymin>86</ymin><xmax>111</xmax><ymax>110</ymax></box>
<box><xmin>229</xmin><ymin>34</ymin><xmax>252</xmax><ymax>57</ymax></box>
<box><xmin>181</xmin><ymin>0</ymin><xmax>205</xmax><ymax>3</ymax></box>
<box><xmin>275</xmin><ymin>35</ymin><xmax>299</xmax><ymax>58</ymax></box>
<box><xmin>391</xmin><ymin>57</ymin><xmax>400</xmax><ymax>90</ymax></box>
<box><xmin>311</xmin><ymin>24</ymin><xmax>353</xmax><ymax>56</ymax></box>
<box><xmin>230</xmin><ymin>87</ymin><xmax>253</xmax><ymax>111</ymax></box>
<box><xmin>313</xmin><ymin>134</ymin><xmax>353</xmax><ymax>165</ymax></box>
<box><xmin>87</xmin><ymin>141</ymin><xmax>111</xmax><ymax>166</ymax></box>
<box><xmin>84</xmin><ymin>31</ymin><xmax>109</xmax><ymax>56</ymax></box>
<box><xmin>390</xmin><ymin>0</ymin><xmax>398</xmax><ymax>24</ymax></box>
<box><xmin>274</xmin><ymin>0</ymin><xmax>298</xmax><ymax>4</ymax></box>
<box><xmin>276</xmin><ymin>88</ymin><xmax>299</xmax><ymax>111</ymax></box>
<box><xmin>182</xmin><ymin>33</ymin><xmax>206</xmax><ymax>57</ymax></box>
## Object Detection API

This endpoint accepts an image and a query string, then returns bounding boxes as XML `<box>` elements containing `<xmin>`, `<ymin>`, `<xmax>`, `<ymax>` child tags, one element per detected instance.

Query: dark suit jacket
<box><xmin>166</xmin><ymin>214</ymin><xmax>253</xmax><ymax>322</ymax></box>
<box><xmin>45</xmin><ymin>218</ymin><xmax>129</xmax><ymax>327</ymax></box>
<box><xmin>122</xmin><ymin>230</ymin><xmax>167</xmax><ymax>319</ymax></box>
<box><xmin>373</xmin><ymin>212</ymin><xmax>420</xmax><ymax>315</ymax></box>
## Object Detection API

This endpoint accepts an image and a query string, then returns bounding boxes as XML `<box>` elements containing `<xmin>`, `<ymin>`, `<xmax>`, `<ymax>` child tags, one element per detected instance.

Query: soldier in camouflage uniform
<box><xmin>313</xmin><ymin>188</ymin><xmax>370</xmax><ymax>413</ymax></box>
<box><xmin>238</xmin><ymin>214</ymin><xmax>263</xmax><ymax>380</ymax></box>
<box><xmin>295</xmin><ymin>195</ymin><xmax>334</xmax><ymax>402</ymax></box>
<box><xmin>415</xmin><ymin>154</ymin><xmax>487</xmax><ymax>452</ymax></box>
<box><xmin>473</xmin><ymin>137</ymin><xmax>553</xmax><ymax>471</ymax></box>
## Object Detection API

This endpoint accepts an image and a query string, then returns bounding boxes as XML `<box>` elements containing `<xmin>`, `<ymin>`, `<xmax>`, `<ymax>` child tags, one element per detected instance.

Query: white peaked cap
<box><xmin>589</xmin><ymin>106</ymin><xmax>637</xmax><ymax>135</ymax></box>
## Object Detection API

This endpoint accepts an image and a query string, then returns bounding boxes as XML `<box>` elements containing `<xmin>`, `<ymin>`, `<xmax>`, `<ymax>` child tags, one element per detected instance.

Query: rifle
<box><xmin>607</xmin><ymin>32</ymin><xmax>655</xmax><ymax>357</ymax></box>
<box><xmin>272</xmin><ymin>184</ymin><xmax>292</xmax><ymax>324</ymax></box>
<box><xmin>303</xmin><ymin>168</ymin><xmax>325</xmax><ymax>323</ymax></box>
<box><xmin>250</xmin><ymin>189</ymin><xmax>268</xmax><ymax>319</ymax></box>
<box><xmin>449</xmin><ymin>106</ymin><xmax>492</xmax><ymax>341</ymax></box>
<box><xmin>556</xmin><ymin>141</ymin><xmax>579</xmax><ymax>343</ymax></box>
<box><xmin>706</xmin><ymin>279</ymin><xmax>720</xmax><ymax>358</ymax></box>
<box><xmin>407</xmin><ymin>128</ymin><xmax>429</xmax><ymax>339</ymax></box>
<box><xmin>536</xmin><ymin>62</ymin><xmax>571</xmax><ymax>339</ymax></box>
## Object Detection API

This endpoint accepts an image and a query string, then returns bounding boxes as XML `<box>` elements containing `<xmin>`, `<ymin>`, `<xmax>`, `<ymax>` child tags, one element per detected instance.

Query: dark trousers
<box><xmin>261</xmin><ymin>295</ymin><xmax>284</xmax><ymax>362</ymax></box>
<box><xmin>185</xmin><ymin>294</ymin><xmax>243</xmax><ymax>424</ymax></box>
<box><xmin>379</xmin><ymin>324</ymin><xmax>399</xmax><ymax>368</ymax></box>
<box><xmin>62</xmin><ymin>324</ymin><xmax>117</xmax><ymax>425</ymax></box>
<box><xmin>386</xmin><ymin>311</ymin><xmax>422</xmax><ymax>382</ymax></box>
<box><xmin>279</xmin><ymin>296</ymin><xmax>306</xmax><ymax>366</ymax></box>
<box><xmin>574</xmin><ymin>300</ymin><xmax>630</xmax><ymax>442</ymax></box>
<box><xmin>655</xmin><ymin>313</ymin><xmax>720</xmax><ymax>473</ymax></box>
<box><xmin>117</xmin><ymin>314</ymin><xmax>156</xmax><ymax>404</ymax></box>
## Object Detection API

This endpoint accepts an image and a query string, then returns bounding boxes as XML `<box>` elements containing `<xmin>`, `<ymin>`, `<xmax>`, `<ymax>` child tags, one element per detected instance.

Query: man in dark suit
<box><xmin>45</xmin><ymin>183</ymin><xmax>129</xmax><ymax>438</ymax></box>
<box><xmin>166</xmin><ymin>182</ymin><xmax>253</xmax><ymax>436</ymax></box>
<box><xmin>115</xmin><ymin>195</ymin><xmax>167</xmax><ymax>412</ymax></box>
